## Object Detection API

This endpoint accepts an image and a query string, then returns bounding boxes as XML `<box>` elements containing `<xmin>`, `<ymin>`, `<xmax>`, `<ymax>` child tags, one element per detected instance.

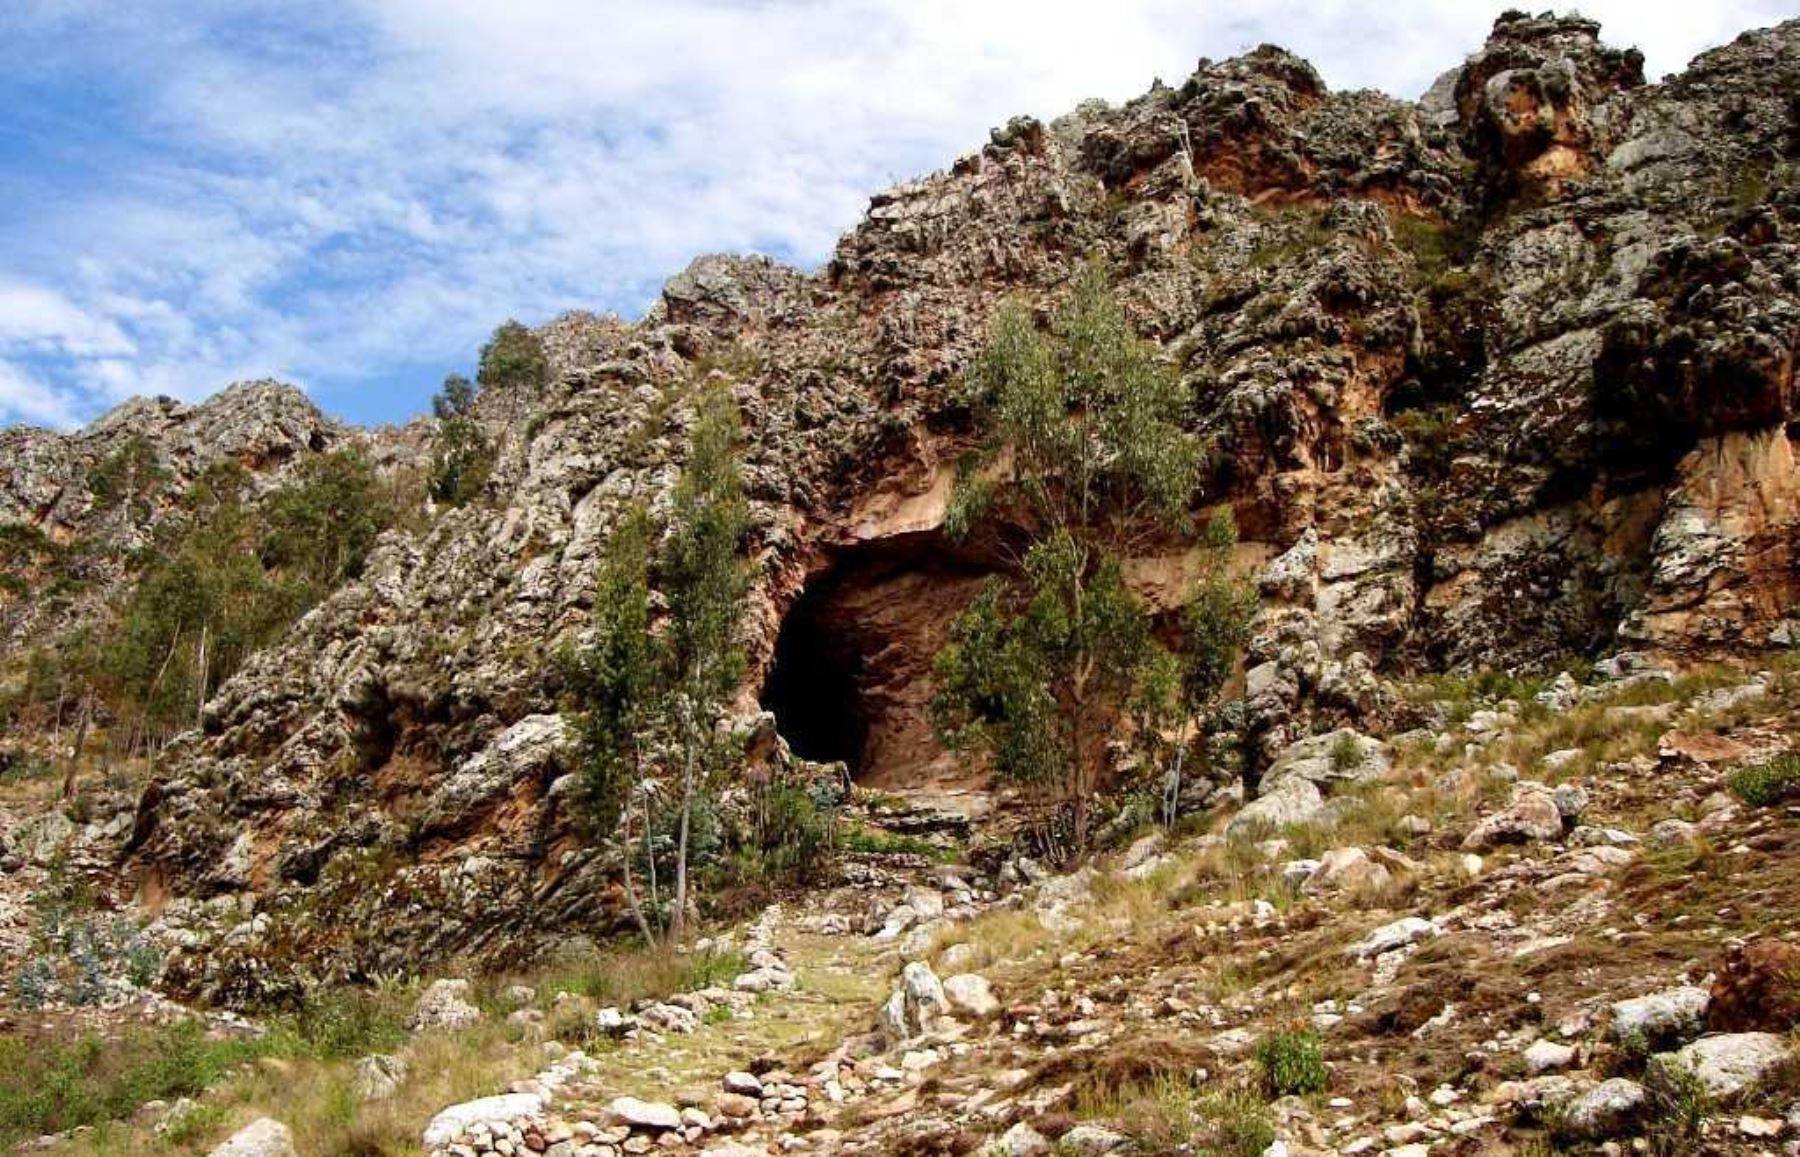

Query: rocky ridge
<box><xmin>1</xmin><ymin>2</ymin><xmax>1798</xmax><ymax>1065</ymax></box>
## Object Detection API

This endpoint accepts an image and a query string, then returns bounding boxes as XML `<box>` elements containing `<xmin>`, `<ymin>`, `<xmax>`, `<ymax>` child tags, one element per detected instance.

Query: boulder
<box><xmin>609</xmin><ymin>1096</ymin><xmax>684</xmax><ymax>1131</ymax></box>
<box><xmin>1229</xmin><ymin>777</ymin><xmax>1324</xmax><ymax>836</ymax></box>
<box><xmin>1557</xmin><ymin>1079</ymin><xmax>1645</xmax><ymax>1140</ymax></box>
<box><xmin>423</xmin><ymin>1094</ymin><xmax>545</xmax><ymax>1147</ymax></box>
<box><xmin>352</xmin><ymin>1053</ymin><xmax>407</xmax><ymax>1101</ymax></box>
<box><xmin>991</xmin><ymin>1121</ymin><xmax>1050</xmax><ymax>1156</ymax></box>
<box><xmin>1462</xmin><ymin>790</ymin><xmax>1565</xmax><ymax>850</ymax></box>
<box><xmin>722</xmin><ymin>1071</ymin><xmax>763</xmax><ymax>1096</ymax></box>
<box><xmin>943</xmin><ymin>973</ymin><xmax>1000</xmax><ymax>1018</ymax></box>
<box><xmin>1058</xmin><ymin>1123</ymin><xmax>1129</xmax><ymax>1153</ymax></box>
<box><xmin>207</xmin><ymin>1119</ymin><xmax>297</xmax><ymax>1157</ymax></box>
<box><xmin>1346</xmin><ymin>916</ymin><xmax>1436</xmax><ymax>960</ymax></box>
<box><xmin>410</xmin><ymin>978</ymin><xmax>483</xmax><ymax>1032</ymax></box>
<box><xmin>1610</xmin><ymin>986</ymin><xmax>1709</xmax><ymax>1046</ymax></box>
<box><xmin>1655</xmin><ymin>1033</ymin><xmax>1793</xmax><ymax>1100</ymax></box>
<box><xmin>1523</xmin><ymin>1039</ymin><xmax>1577</xmax><ymax>1074</ymax></box>
<box><xmin>879</xmin><ymin>961</ymin><xmax>952</xmax><ymax>1044</ymax></box>
<box><xmin>1302</xmin><ymin>846</ymin><xmax>1393</xmax><ymax>897</ymax></box>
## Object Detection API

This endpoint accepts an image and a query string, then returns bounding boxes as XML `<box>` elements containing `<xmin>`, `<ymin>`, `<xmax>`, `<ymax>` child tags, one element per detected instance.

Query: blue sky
<box><xmin>0</xmin><ymin>1</ymin><xmax>1790</xmax><ymax>430</ymax></box>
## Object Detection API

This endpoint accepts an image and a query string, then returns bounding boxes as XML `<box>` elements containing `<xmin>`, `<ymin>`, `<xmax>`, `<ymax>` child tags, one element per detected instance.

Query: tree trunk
<box><xmin>62</xmin><ymin>696</ymin><xmax>91</xmax><ymax>801</ymax></box>
<box><xmin>672</xmin><ymin>705</ymin><xmax>697</xmax><ymax>943</ymax></box>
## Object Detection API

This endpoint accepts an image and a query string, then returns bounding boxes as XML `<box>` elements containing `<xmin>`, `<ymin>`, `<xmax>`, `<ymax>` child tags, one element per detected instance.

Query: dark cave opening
<box><xmin>760</xmin><ymin>576</ymin><xmax>868</xmax><ymax>769</ymax></box>
<box><xmin>758</xmin><ymin>531</ymin><xmax>1000</xmax><ymax>788</ymax></box>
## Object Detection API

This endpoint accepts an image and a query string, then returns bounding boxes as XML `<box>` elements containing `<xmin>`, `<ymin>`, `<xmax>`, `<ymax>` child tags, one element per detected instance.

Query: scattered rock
<box><xmin>943</xmin><ymin>973</ymin><xmax>999</xmax><ymax>1018</ymax></box>
<box><xmin>1557</xmin><ymin>1080</ymin><xmax>1645</xmax><ymax>1140</ymax></box>
<box><xmin>410</xmin><ymin>978</ymin><xmax>483</xmax><ymax>1032</ymax></box>
<box><xmin>208</xmin><ymin>1118</ymin><xmax>297</xmax><ymax>1157</ymax></box>
<box><xmin>1655</xmin><ymin>1032</ymin><xmax>1793</xmax><ymax>1100</ymax></box>
<box><xmin>1610</xmin><ymin>986</ymin><xmax>1709</xmax><ymax>1046</ymax></box>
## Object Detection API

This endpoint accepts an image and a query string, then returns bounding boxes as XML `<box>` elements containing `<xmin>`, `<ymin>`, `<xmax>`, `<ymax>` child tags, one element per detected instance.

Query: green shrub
<box><xmin>478</xmin><ymin>320</ymin><xmax>549</xmax><ymax>393</ymax></box>
<box><xmin>837</xmin><ymin>824</ymin><xmax>948</xmax><ymax>860</ymax></box>
<box><xmin>1328</xmin><ymin>732</ymin><xmax>1364</xmax><ymax>773</ymax></box>
<box><xmin>1255</xmin><ymin>1028</ymin><xmax>1327</xmax><ymax>1096</ymax></box>
<box><xmin>0</xmin><ymin>1020</ymin><xmax>276</xmax><ymax>1145</ymax></box>
<box><xmin>1643</xmin><ymin>1059</ymin><xmax>1711</xmax><ymax>1156</ymax></box>
<box><xmin>285</xmin><ymin>987</ymin><xmax>409</xmax><ymax>1060</ymax></box>
<box><xmin>1728</xmin><ymin>754</ymin><xmax>1800</xmax><ymax>807</ymax></box>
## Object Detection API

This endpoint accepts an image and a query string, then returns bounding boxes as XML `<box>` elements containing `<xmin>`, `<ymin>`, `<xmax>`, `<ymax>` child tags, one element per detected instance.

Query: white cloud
<box><xmin>0</xmin><ymin>0</ymin><xmax>1792</xmax><ymax>428</ymax></box>
<box><xmin>0</xmin><ymin>361</ymin><xmax>85</xmax><ymax>430</ymax></box>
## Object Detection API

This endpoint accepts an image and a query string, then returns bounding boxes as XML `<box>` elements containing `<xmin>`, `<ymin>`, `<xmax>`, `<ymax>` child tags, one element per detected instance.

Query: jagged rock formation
<box><xmin>0</xmin><ymin>383</ymin><xmax>350</xmax><ymax>647</ymax></box>
<box><xmin>6</xmin><ymin>13</ymin><xmax>1798</xmax><ymax>993</ymax></box>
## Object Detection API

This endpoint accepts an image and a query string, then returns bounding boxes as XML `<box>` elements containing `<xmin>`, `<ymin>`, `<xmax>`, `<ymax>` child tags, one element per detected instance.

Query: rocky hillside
<box><xmin>5</xmin><ymin>9</ymin><xmax>1797</xmax><ymax>981</ymax></box>
<box><xmin>3</xmin><ymin>9</ymin><xmax>1800</xmax><ymax>1157</ymax></box>
<box><xmin>0</xmin><ymin>14</ymin><xmax>1798</xmax><ymax>1153</ymax></box>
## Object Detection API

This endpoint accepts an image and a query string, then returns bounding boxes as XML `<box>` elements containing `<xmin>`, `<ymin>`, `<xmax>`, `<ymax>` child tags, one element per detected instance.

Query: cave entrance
<box><xmin>759</xmin><ymin>532</ymin><xmax>994</xmax><ymax>790</ymax></box>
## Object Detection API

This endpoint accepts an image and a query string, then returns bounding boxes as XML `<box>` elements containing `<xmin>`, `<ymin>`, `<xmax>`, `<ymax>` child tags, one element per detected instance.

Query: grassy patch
<box><xmin>1255</xmin><ymin>1028</ymin><xmax>1327</xmax><ymax>1096</ymax></box>
<box><xmin>0</xmin><ymin>1020</ymin><xmax>276</xmax><ymax>1147</ymax></box>
<box><xmin>836</xmin><ymin>824</ymin><xmax>950</xmax><ymax>861</ymax></box>
<box><xmin>1728</xmin><ymin>754</ymin><xmax>1800</xmax><ymax>807</ymax></box>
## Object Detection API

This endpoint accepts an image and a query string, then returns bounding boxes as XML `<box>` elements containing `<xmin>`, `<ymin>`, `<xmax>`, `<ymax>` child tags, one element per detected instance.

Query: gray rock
<box><xmin>207</xmin><ymin>1118</ymin><xmax>298</xmax><ymax>1157</ymax></box>
<box><xmin>1347</xmin><ymin>916</ymin><xmax>1436</xmax><ymax>959</ymax></box>
<box><xmin>943</xmin><ymin>973</ymin><xmax>999</xmax><ymax>1017</ymax></box>
<box><xmin>608</xmin><ymin>1095</ymin><xmax>683</xmax><ymax>1130</ymax></box>
<box><xmin>1524</xmin><ymin>1039</ymin><xmax>1577</xmax><ymax>1074</ymax></box>
<box><xmin>410</xmin><ymin>978</ymin><xmax>483</xmax><ymax>1032</ymax></box>
<box><xmin>1229</xmin><ymin>777</ymin><xmax>1325</xmax><ymax>836</ymax></box>
<box><xmin>991</xmin><ymin>1121</ymin><xmax>1050</xmax><ymax>1156</ymax></box>
<box><xmin>1463</xmin><ymin>790</ymin><xmax>1565</xmax><ymax>849</ymax></box>
<box><xmin>423</xmin><ymin>1093</ymin><xmax>545</xmax><ymax>1147</ymax></box>
<box><xmin>1059</xmin><ymin>1123</ymin><xmax>1130</xmax><ymax>1153</ymax></box>
<box><xmin>352</xmin><ymin>1053</ymin><xmax>407</xmax><ymax>1101</ymax></box>
<box><xmin>1656</xmin><ymin>1033</ymin><xmax>1793</xmax><ymax>1099</ymax></box>
<box><xmin>1610</xmin><ymin>986</ymin><xmax>1709</xmax><ymax>1045</ymax></box>
<box><xmin>1558</xmin><ymin>1079</ymin><xmax>1646</xmax><ymax>1139</ymax></box>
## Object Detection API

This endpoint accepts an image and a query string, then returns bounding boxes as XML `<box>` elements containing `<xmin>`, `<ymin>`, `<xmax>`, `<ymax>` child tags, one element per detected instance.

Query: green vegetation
<box><xmin>1728</xmin><ymin>753</ymin><xmax>1800</xmax><ymax>807</ymax></box>
<box><xmin>477</xmin><ymin>319</ymin><xmax>550</xmax><ymax>393</ymax></box>
<box><xmin>932</xmin><ymin>261</ymin><xmax>1240</xmax><ymax>854</ymax></box>
<box><xmin>836</xmin><ymin>824</ymin><xmax>947</xmax><ymax>860</ymax></box>
<box><xmin>96</xmin><ymin>450</ymin><xmax>401</xmax><ymax>755</ymax></box>
<box><xmin>1136</xmin><ymin>512</ymin><xmax>1257</xmax><ymax>826</ymax></box>
<box><xmin>428</xmin><ymin>373</ymin><xmax>495</xmax><ymax>507</ymax></box>
<box><xmin>1254</xmin><ymin>1028</ymin><xmax>1327</xmax><ymax>1096</ymax></box>
<box><xmin>565</xmin><ymin>387</ymin><xmax>756</xmax><ymax>942</ymax></box>
<box><xmin>0</xmin><ymin>1021</ymin><xmax>270</xmax><ymax>1146</ymax></box>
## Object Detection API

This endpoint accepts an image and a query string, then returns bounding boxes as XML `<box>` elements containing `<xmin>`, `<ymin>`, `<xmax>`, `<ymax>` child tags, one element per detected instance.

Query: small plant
<box><xmin>1328</xmin><ymin>732</ymin><xmax>1365</xmax><ymax>774</ymax></box>
<box><xmin>837</xmin><ymin>824</ymin><xmax>949</xmax><ymax>860</ymax></box>
<box><xmin>1255</xmin><ymin>1028</ymin><xmax>1327</xmax><ymax>1097</ymax></box>
<box><xmin>1643</xmin><ymin>1059</ymin><xmax>1711</xmax><ymax>1156</ymax></box>
<box><xmin>1728</xmin><ymin>754</ymin><xmax>1800</xmax><ymax>807</ymax></box>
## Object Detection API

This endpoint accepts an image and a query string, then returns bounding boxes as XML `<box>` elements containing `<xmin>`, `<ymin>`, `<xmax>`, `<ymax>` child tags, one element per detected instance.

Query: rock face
<box><xmin>3</xmin><ymin>12</ymin><xmax>1792</xmax><ymax>988</ymax></box>
<box><xmin>0</xmin><ymin>382</ymin><xmax>353</xmax><ymax>650</ymax></box>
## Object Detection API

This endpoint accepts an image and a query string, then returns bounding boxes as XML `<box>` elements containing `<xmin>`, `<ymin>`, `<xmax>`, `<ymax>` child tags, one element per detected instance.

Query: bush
<box><xmin>286</xmin><ymin>987</ymin><xmax>409</xmax><ymax>1060</ymax></box>
<box><xmin>478</xmin><ymin>320</ymin><xmax>549</xmax><ymax>392</ymax></box>
<box><xmin>1728</xmin><ymin>755</ymin><xmax>1800</xmax><ymax>807</ymax></box>
<box><xmin>0</xmin><ymin>1020</ymin><xmax>276</xmax><ymax>1145</ymax></box>
<box><xmin>1255</xmin><ymin>1028</ymin><xmax>1327</xmax><ymax>1096</ymax></box>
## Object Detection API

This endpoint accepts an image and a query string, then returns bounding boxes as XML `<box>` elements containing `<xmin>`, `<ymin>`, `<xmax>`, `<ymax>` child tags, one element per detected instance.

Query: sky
<box><xmin>0</xmin><ymin>2</ymin><xmax>1791</xmax><ymax>430</ymax></box>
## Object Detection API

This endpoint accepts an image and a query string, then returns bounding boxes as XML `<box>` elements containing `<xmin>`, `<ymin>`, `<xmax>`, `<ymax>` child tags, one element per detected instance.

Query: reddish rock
<box><xmin>1708</xmin><ymin>939</ymin><xmax>1800</xmax><ymax>1033</ymax></box>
